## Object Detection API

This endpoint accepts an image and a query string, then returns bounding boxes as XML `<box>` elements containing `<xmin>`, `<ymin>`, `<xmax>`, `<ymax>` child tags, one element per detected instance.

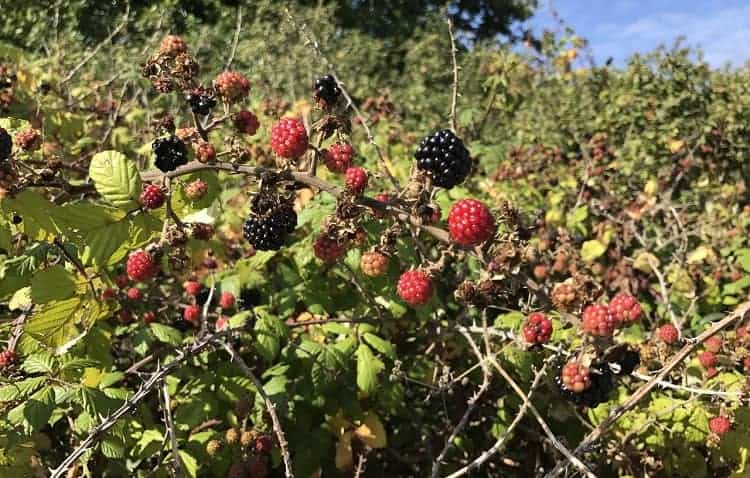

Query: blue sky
<box><xmin>521</xmin><ymin>0</ymin><xmax>750</xmax><ymax>68</ymax></box>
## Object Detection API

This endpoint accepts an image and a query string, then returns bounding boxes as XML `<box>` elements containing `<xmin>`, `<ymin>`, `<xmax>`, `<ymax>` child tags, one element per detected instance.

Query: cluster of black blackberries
<box><xmin>415</xmin><ymin>129</ymin><xmax>471</xmax><ymax>188</ymax></box>
<box><xmin>243</xmin><ymin>204</ymin><xmax>297</xmax><ymax>251</ymax></box>
<box><xmin>152</xmin><ymin>135</ymin><xmax>189</xmax><ymax>172</ymax></box>
<box><xmin>555</xmin><ymin>362</ymin><xmax>614</xmax><ymax>408</ymax></box>
<box><xmin>186</xmin><ymin>92</ymin><xmax>217</xmax><ymax>116</ymax></box>
<box><xmin>0</xmin><ymin>128</ymin><xmax>11</xmax><ymax>161</ymax></box>
<box><xmin>314</xmin><ymin>74</ymin><xmax>341</xmax><ymax>106</ymax></box>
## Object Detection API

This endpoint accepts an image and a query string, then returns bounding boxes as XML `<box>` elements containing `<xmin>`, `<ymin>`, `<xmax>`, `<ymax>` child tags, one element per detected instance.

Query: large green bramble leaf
<box><xmin>356</xmin><ymin>343</ymin><xmax>384</xmax><ymax>397</ymax></box>
<box><xmin>88</xmin><ymin>150</ymin><xmax>142</xmax><ymax>209</ymax></box>
<box><xmin>30</xmin><ymin>265</ymin><xmax>77</xmax><ymax>304</ymax></box>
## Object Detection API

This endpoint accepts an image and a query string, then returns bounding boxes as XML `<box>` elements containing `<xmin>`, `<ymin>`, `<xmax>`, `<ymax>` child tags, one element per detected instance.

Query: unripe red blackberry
<box><xmin>313</xmin><ymin>234</ymin><xmax>345</xmax><ymax>263</ymax></box>
<box><xmin>216</xmin><ymin>316</ymin><xmax>229</xmax><ymax>331</ymax></box>
<box><xmin>314</xmin><ymin>74</ymin><xmax>341</xmax><ymax>107</ymax></box>
<box><xmin>254</xmin><ymin>434</ymin><xmax>273</xmax><ymax>454</ymax></box>
<box><xmin>140</xmin><ymin>184</ymin><xmax>166</xmax><ymax>209</ymax></box>
<box><xmin>560</xmin><ymin>361</ymin><xmax>591</xmax><ymax>393</ymax></box>
<box><xmin>101</xmin><ymin>287</ymin><xmax>117</xmax><ymax>301</ymax></box>
<box><xmin>195</xmin><ymin>142</ymin><xmax>216</xmax><ymax>163</ymax></box>
<box><xmin>0</xmin><ymin>349</ymin><xmax>17</xmax><ymax>369</ymax></box>
<box><xmin>183</xmin><ymin>304</ymin><xmax>201</xmax><ymax>326</ymax></box>
<box><xmin>117</xmin><ymin>309</ymin><xmax>133</xmax><ymax>324</ymax></box>
<box><xmin>704</xmin><ymin>336</ymin><xmax>722</xmax><ymax>353</ymax></box>
<box><xmin>126</xmin><ymin>250</ymin><xmax>158</xmax><ymax>282</ymax></box>
<box><xmin>323</xmin><ymin>142</ymin><xmax>354</xmax><ymax>173</ymax></box>
<box><xmin>214</xmin><ymin>71</ymin><xmax>250</xmax><ymax>103</ymax></box>
<box><xmin>608</xmin><ymin>293</ymin><xmax>642</xmax><ymax>324</ymax></box>
<box><xmin>142</xmin><ymin>311</ymin><xmax>156</xmax><ymax>324</ymax></box>
<box><xmin>234</xmin><ymin>110</ymin><xmax>259</xmax><ymax>135</ymax></box>
<box><xmin>219</xmin><ymin>292</ymin><xmax>235</xmax><ymax>309</ymax></box>
<box><xmin>115</xmin><ymin>274</ymin><xmax>129</xmax><ymax>288</ymax></box>
<box><xmin>270</xmin><ymin>118</ymin><xmax>308</xmax><ymax>159</ymax></box>
<box><xmin>698</xmin><ymin>350</ymin><xmax>717</xmax><ymax>369</ymax></box>
<box><xmin>360</xmin><ymin>251</ymin><xmax>388</xmax><ymax>277</ymax></box>
<box><xmin>126</xmin><ymin>287</ymin><xmax>141</xmax><ymax>301</ymax></box>
<box><xmin>184</xmin><ymin>179</ymin><xmax>208</xmax><ymax>201</ymax></box>
<box><xmin>247</xmin><ymin>456</ymin><xmax>269</xmax><ymax>478</ymax></box>
<box><xmin>158</xmin><ymin>35</ymin><xmax>187</xmax><ymax>56</ymax></box>
<box><xmin>447</xmin><ymin>199</ymin><xmax>496</xmax><ymax>247</ymax></box>
<box><xmin>523</xmin><ymin>312</ymin><xmax>553</xmax><ymax>345</ymax></box>
<box><xmin>183</xmin><ymin>280</ymin><xmax>202</xmax><ymax>296</ymax></box>
<box><xmin>582</xmin><ymin>304</ymin><xmax>620</xmax><ymax>337</ymax></box>
<box><xmin>657</xmin><ymin>324</ymin><xmax>679</xmax><ymax>344</ymax></box>
<box><xmin>397</xmin><ymin>269</ymin><xmax>433</xmax><ymax>307</ymax></box>
<box><xmin>0</xmin><ymin>127</ymin><xmax>11</xmax><ymax>160</ymax></box>
<box><xmin>206</xmin><ymin>439</ymin><xmax>222</xmax><ymax>457</ymax></box>
<box><xmin>709</xmin><ymin>416</ymin><xmax>731</xmax><ymax>436</ymax></box>
<box><xmin>415</xmin><ymin>129</ymin><xmax>471</xmax><ymax>188</ymax></box>
<box><xmin>15</xmin><ymin>128</ymin><xmax>41</xmax><ymax>152</ymax></box>
<box><xmin>345</xmin><ymin>166</ymin><xmax>368</xmax><ymax>194</ymax></box>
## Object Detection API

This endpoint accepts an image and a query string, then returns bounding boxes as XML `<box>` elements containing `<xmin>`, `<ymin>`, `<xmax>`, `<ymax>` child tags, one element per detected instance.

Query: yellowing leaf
<box><xmin>633</xmin><ymin>252</ymin><xmax>659</xmax><ymax>273</ymax></box>
<box><xmin>581</xmin><ymin>240</ymin><xmax>607</xmax><ymax>263</ymax></box>
<box><xmin>353</xmin><ymin>412</ymin><xmax>387</xmax><ymax>449</ymax></box>
<box><xmin>82</xmin><ymin>368</ymin><xmax>103</xmax><ymax>388</ymax></box>
<box><xmin>687</xmin><ymin>245</ymin><xmax>715</xmax><ymax>265</ymax></box>
<box><xmin>335</xmin><ymin>430</ymin><xmax>354</xmax><ymax>471</ymax></box>
<box><xmin>669</xmin><ymin>139</ymin><xmax>685</xmax><ymax>153</ymax></box>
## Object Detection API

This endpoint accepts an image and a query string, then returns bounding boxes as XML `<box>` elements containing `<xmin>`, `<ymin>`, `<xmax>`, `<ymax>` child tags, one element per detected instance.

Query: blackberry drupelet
<box><xmin>415</xmin><ymin>129</ymin><xmax>471</xmax><ymax>188</ymax></box>
<box><xmin>152</xmin><ymin>135</ymin><xmax>189</xmax><ymax>172</ymax></box>
<box><xmin>314</xmin><ymin>74</ymin><xmax>341</xmax><ymax>106</ymax></box>
<box><xmin>243</xmin><ymin>204</ymin><xmax>297</xmax><ymax>251</ymax></box>
<box><xmin>186</xmin><ymin>92</ymin><xmax>217</xmax><ymax>116</ymax></box>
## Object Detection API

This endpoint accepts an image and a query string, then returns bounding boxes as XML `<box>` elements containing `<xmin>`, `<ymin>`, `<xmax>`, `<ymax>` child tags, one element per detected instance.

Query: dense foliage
<box><xmin>1</xmin><ymin>2</ymin><xmax>750</xmax><ymax>478</ymax></box>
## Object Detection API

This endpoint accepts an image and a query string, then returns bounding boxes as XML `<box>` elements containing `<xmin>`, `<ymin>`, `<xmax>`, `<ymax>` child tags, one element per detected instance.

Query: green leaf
<box><xmin>23</xmin><ymin>386</ymin><xmax>56</xmax><ymax>430</ymax></box>
<box><xmin>89</xmin><ymin>150</ymin><xmax>142</xmax><ymax>209</ymax></box>
<box><xmin>24</xmin><ymin>297</ymin><xmax>110</xmax><ymax>351</ymax></box>
<box><xmin>0</xmin><ymin>190</ymin><xmax>59</xmax><ymax>240</ymax></box>
<box><xmin>31</xmin><ymin>265</ymin><xmax>77</xmax><ymax>304</ymax></box>
<box><xmin>356</xmin><ymin>344</ymin><xmax>384</xmax><ymax>397</ymax></box>
<box><xmin>20</xmin><ymin>353</ymin><xmax>58</xmax><ymax>374</ymax></box>
<box><xmin>362</xmin><ymin>333</ymin><xmax>396</xmax><ymax>359</ymax></box>
<box><xmin>178</xmin><ymin>450</ymin><xmax>198</xmax><ymax>478</ymax></box>
<box><xmin>254</xmin><ymin>309</ymin><xmax>287</xmax><ymax>362</ymax></box>
<box><xmin>581</xmin><ymin>239</ymin><xmax>607</xmax><ymax>263</ymax></box>
<box><xmin>0</xmin><ymin>376</ymin><xmax>47</xmax><ymax>402</ymax></box>
<box><xmin>149</xmin><ymin>323</ymin><xmax>183</xmax><ymax>346</ymax></box>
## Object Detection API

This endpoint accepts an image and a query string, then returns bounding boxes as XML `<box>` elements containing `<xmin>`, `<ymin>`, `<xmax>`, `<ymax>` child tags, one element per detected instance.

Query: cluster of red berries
<box><xmin>581</xmin><ymin>293</ymin><xmax>642</xmax><ymax>338</ymax></box>
<box><xmin>0</xmin><ymin>349</ymin><xmax>16</xmax><ymax>369</ymax></box>
<box><xmin>523</xmin><ymin>312</ymin><xmax>553</xmax><ymax>345</ymax></box>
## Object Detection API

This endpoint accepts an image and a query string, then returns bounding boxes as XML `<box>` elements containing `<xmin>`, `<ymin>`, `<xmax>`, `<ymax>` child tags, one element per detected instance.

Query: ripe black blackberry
<box><xmin>555</xmin><ymin>362</ymin><xmax>614</xmax><ymax>408</ymax></box>
<box><xmin>238</xmin><ymin>287</ymin><xmax>263</xmax><ymax>310</ymax></box>
<box><xmin>0</xmin><ymin>127</ymin><xmax>11</xmax><ymax>161</ymax></box>
<box><xmin>314</xmin><ymin>74</ymin><xmax>341</xmax><ymax>106</ymax></box>
<box><xmin>186</xmin><ymin>92</ymin><xmax>217</xmax><ymax>116</ymax></box>
<box><xmin>243</xmin><ymin>204</ymin><xmax>297</xmax><ymax>251</ymax></box>
<box><xmin>152</xmin><ymin>135</ymin><xmax>188</xmax><ymax>172</ymax></box>
<box><xmin>415</xmin><ymin>129</ymin><xmax>471</xmax><ymax>188</ymax></box>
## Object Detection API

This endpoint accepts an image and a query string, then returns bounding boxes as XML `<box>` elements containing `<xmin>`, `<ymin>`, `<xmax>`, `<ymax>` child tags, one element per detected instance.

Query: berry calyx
<box><xmin>608</xmin><ymin>293</ymin><xmax>642</xmax><ymax>324</ymax></box>
<box><xmin>397</xmin><ymin>269</ymin><xmax>434</xmax><ymax>307</ymax></box>
<box><xmin>523</xmin><ymin>312</ymin><xmax>553</xmax><ymax>345</ymax></box>
<box><xmin>415</xmin><ymin>129</ymin><xmax>471</xmax><ymax>188</ymax></box>
<box><xmin>698</xmin><ymin>350</ymin><xmax>717</xmax><ymax>369</ymax></box>
<box><xmin>183</xmin><ymin>280</ymin><xmax>202</xmax><ymax>296</ymax></box>
<box><xmin>219</xmin><ymin>292</ymin><xmax>235</xmax><ymax>309</ymax></box>
<box><xmin>657</xmin><ymin>324</ymin><xmax>679</xmax><ymax>344</ymax></box>
<box><xmin>234</xmin><ymin>110</ymin><xmax>259</xmax><ymax>135</ymax></box>
<box><xmin>140</xmin><ymin>184</ymin><xmax>166</xmax><ymax>209</ymax></box>
<box><xmin>560</xmin><ymin>361</ymin><xmax>591</xmax><ymax>393</ymax></box>
<box><xmin>314</xmin><ymin>74</ymin><xmax>341</xmax><ymax>107</ymax></box>
<box><xmin>126</xmin><ymin>250</ymin><xmax>158</xmax><ymax>282</ymax></box>
<box><xmin>142</xmin><ymin>311</ymin><xmax>156</xmax><ymax>324</ymax></box>
<box><xmin>0</xmin><ymin>349</ymin><xmax>17</xmax><ymax>369</ymax></box>
<box><xmin>126</xmin><ymin>287</ymin><xmax>142</xmax><ymax>301</ymax></box>
<box><xmin>709</xmin><ymin>416</ymin><xmax>731</xmax><ymax>436</ymax></box>
<box><xmin>183</xmin><ymin>304</ymin><xmax>201</xmax><ymax>325</ymax></box>
<box><xmin>184</xmin><ymin>179</ymin><xmax>208</xmax><ymax>201</ymax></box>
<box><xmin>158</xmin><ymin>35</ymin><xmax>187</xmax><ymax>56</ymax></box>
<box><xmin>243</xmin><ymin>204</ymin><xmax>297</xmax><ymax>251</ymax></box>
<box><xmin>313</xmin><ymin>234</ymin><xmax>345</xmax><ymax>263</ymax></box>
<box><xmin>582</xmin><ymin>304</ymin><xmax>620</xmax><ymax>337</ymax></box>
<box><xmin>323</xmin><ymin>142</ymin><xmax>354</xmax><ymax>173</ymax></box>
<box><xmin>152</xmin><ymin>135</ymin><xmax>188</xmax><ymax>173</ymax></box>
<box><xmin>345</xmin><ymin>166</ymin><xmax>368</xmax><ymax>195</ymax></box>
<box><xmin>447</xmin><ymin>199</ymin><xmax>496</xmax><ymax>247</ymax></box>
<box><xmin>213</xmin><ymin>71</ymin><xmax>250</xmax><ymax>103</ymax></box>
<box><xmin>0</xmin><ymin>127</ymin><xmax>12</xmax><ymax>161</ymax></box>
<box><xmin>360</xmin><ymin>251</ymin><xmax>389</xmax><ymax>277</ymax></box>
<box><xmin>270</xmin><ymin>118</ymin><xmax>308</xmax><ymax>159</ymax></box>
